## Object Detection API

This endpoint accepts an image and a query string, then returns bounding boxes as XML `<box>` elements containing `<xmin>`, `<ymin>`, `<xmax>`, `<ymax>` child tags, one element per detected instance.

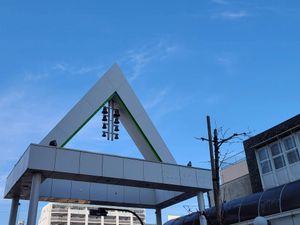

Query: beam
<box><xmin>4</xmin><ymin>144</ymin><xmax>211</xmax><ymax>199</ymax></box>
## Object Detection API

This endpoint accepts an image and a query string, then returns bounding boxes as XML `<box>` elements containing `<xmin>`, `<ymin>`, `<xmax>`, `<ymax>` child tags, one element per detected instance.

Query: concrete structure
<box><xmin>4</xmin><ymin>144</ymin><xmax>211</xmax><ymax>207</ymax></box>
<box><xmin>38</xmin><ymin>203</ymin><xmax>145</xmax><ymax>225</ymax></box>
<box><xmin>220</xmin><ymin>160</ymin><xmax>249</xmax><ymax>184</ymax></box>
<box><xmin>220</xmin><ymin>160</ymin><xmax>252</xmax><ymax>203</ymax></box>
<box><xmin>209</xmin><ymin>159</ymin><xmax>252</xmax><ymax>205</ymax></box>
<box><xmin>4</xmin><ymin>64</ymin><xmax>212</xmax><ymax>225</ymax></box>
<box><xmin>40</xmin><ymin>64</ymin><xmax>175</xmax><ymax>163</ymax></box>
<box><xmin>218</xmin><ymin>173</ymin><xmax>252</xmax><ymax>204</ymax></box>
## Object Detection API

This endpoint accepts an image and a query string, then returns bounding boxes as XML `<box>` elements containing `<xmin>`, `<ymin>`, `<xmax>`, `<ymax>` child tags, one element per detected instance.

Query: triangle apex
<box><xmin>111</xmin><ymin>63</ymin><xmax>121</xmax><ymax>69</ymax></box>
<box><xmin>110</xmin><ymin>63</ymin><xmax>126</xmax><ymax>75</ymax></box>
<box><xmin>107</xmin><ymin>63</ymin><xmax>126</xmax><ymax>78</ymax></box>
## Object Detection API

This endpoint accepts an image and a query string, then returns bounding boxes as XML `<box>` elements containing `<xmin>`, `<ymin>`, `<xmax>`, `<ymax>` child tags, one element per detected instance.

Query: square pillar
<box><xmin>101</xmin><ymin>215</ymin><xmax>104</xmax><ymax>225</ymax></box>
<box><xmin>116</xmin><ymin>211</ymin><xmax>119</xmax><ymax>225</ymax></box>
<box><xmin>26</xmin><ymin>173</ymin><xmax>42</xmax><ymax>225</ymax></box>
<box><xmin>197</xmin><ymin>192</ymin><xmax>207</xmax><ymax>225</ymax></box>
<box><xmin>85</xmin><ymin>208</ymin><xmax>89</xmax><ymax>225</ymax></box>
<box><xmin>155</xmin><ymin>208</ymin><xmax>162</xmax><ymax>225</ymax></box>
<box><xmin>67</xmin><ymin>207</ymin><xmax>71</xmax><ymax>225</ymax></box>
<box><xmin>8</xmin><ymin>196</ymin><xmax>19</xmax><ymax>225</ymax></box>
<box><xmin>130</xmin><ymin>212</ymin><xmax>133</xmax><ymax>225</ymax></box>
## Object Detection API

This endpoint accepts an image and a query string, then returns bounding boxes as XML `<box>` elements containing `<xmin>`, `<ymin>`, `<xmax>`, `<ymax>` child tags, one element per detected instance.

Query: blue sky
<box><xmin>1</xmin><ymin>0</ymin><xmax>300</xmax><ymax>224</ymax></box>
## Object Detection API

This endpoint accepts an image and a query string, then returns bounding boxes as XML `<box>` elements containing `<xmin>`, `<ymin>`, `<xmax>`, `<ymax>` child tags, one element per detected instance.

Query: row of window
<box><xmin>257</xmin><ymin>132</ymin><xmax>300</xmax><ymax>174</ymax></box>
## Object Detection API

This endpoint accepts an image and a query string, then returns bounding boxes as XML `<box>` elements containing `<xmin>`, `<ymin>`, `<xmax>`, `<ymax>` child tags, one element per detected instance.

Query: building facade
<box><xmin>244</xmin><ymin>114</ymin><xmax>300</xmax><ymax>192</ymax></box>
<box><xmin>38</xmin><ymin>203</ymin><xmax>145</xmax><ymax>225</ymax></box>
<box><xmin>209</xmin><ymin>159</ymin><xmax>252</xmax><ymax>206</ymax></box>
<box><xmin>166</xmin><ymin>114</ymin><xmax>300</xmax><ymax>225</ymax></box>
<box><xmin>219</xmin><ymin>160</ymin><xmax>252</xmax><ymax>202</ymax></box>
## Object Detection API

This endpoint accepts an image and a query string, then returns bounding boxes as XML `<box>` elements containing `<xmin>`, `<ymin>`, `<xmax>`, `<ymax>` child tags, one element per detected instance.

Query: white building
<box><xmin>38</xmin><ymin>203</ymin><xmax>145</xmax><ymax>225</ymax></box>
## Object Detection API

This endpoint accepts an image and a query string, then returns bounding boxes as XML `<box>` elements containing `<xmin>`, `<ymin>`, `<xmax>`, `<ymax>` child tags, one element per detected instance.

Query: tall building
<box><xmin>38</xmin><ymin>203</ymin><xmax>145</xmax><ymax>225</ymax></box>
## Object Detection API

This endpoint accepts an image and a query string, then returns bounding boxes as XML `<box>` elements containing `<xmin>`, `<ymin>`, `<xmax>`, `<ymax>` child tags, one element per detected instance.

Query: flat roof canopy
<box><xmin>4</xmin><ymin>144</ymin><xmax>212</xmax><ymax>209</ymax></box>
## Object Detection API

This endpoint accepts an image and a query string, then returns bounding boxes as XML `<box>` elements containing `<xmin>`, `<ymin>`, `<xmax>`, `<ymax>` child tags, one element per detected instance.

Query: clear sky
<box><xmin>1</xmin><ymin>0</ymin><xmax>300</xmax><ymax>224</ymax></box>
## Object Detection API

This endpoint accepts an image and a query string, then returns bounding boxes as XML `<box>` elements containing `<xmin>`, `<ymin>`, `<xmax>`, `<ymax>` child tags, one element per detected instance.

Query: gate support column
<box><xmin>156</xmin><ymin>208</ymin><xmax>162</xmax><ymax>225</ymax></box>
<box><xmin>8</xmin><ymin>196</ymin><xmax>19</xmax><ymax>225</ymax></box>
<box><xmin>27</xmin><ymin>173</ymin><xmax>42</xmax><ymax>225</ymax></box>
<box><xmin>197</xmin><ymin>192</ymin><xmax>207</xmax><ymax>225</ymax></box>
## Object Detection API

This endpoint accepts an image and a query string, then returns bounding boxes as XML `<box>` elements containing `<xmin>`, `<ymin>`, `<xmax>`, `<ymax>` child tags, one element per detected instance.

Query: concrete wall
<box><xmin>220</xmin><ymin>160</ymin><xmax>249</xmax><ymax>184</ymax></box>
<box><xmin>209</xmin><ymin>174</ymin><xmax>252</xmax><ymax>206</ymax></box>
<box><xmin>209</xmin><ymin>160</ymin><xmax>252</xmax><ymax>206</ymax></box>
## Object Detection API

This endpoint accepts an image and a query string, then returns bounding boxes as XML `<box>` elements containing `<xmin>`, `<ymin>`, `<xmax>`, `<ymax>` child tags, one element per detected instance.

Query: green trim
<box><xmin>60</xmin><ymin>94</ymin><xmax>115</xmax><ymax>147</ymax></box>
<box><xmin>60</xmin><ymin>92</ymin><xmax>162</xmax><ymax>162</ymax></box>
<box><xmin>114</xmin><ymin>93</ymin><xmax>162</xmax><ymax>162</ymax></box>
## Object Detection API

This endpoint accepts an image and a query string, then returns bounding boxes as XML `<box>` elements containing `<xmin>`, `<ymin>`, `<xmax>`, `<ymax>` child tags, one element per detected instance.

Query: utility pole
<box><xmin>206</xmin><ymin>116</ymin><xmax>215</xmax><ymax>177</ymax></box>
<box><xmin>206</xmin><ymin>116</ymin><xmax>221</xmax><ymax>225</ymax></box>
<box><xmin>201</xmin><ymin>116</ymin><xmax>248</xmax><ymax>225</ymax></box>
<box><xmin>213</xmin><ymin>128</ymin><xmax>222</xmax><ymax>225</ymax></box>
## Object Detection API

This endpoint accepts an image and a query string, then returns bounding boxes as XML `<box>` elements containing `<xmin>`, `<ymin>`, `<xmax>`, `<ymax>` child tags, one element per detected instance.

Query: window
<box><xmin>283</xmin><ymin>136</ymin><xmax>300</xmax><ymax>164</ymax></box>
<box><xmin>270</xmin><ymin>143</ymin><xmax>286</xmax><ymax>169</ymax></box>
<box><xmin>297</xmin><ymin>132</ymin><xmax>300</xmax><ymax>148</ymax></box>
<box><xmin>256</xmin><ymin>133</ymin><xmax>300</xmax><ymax>189</ymax></box>
<box><xmin>258</xmin><ymin>148</ymin><xmax>272</xmax><ymax>174</ymax></box>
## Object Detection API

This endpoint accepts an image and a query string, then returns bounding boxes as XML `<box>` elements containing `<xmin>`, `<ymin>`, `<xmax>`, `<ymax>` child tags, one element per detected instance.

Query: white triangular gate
<box><xmin>41</xmin><ymin>64</ymin><xmax>175</xmax><ymax>163</ymax></box>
